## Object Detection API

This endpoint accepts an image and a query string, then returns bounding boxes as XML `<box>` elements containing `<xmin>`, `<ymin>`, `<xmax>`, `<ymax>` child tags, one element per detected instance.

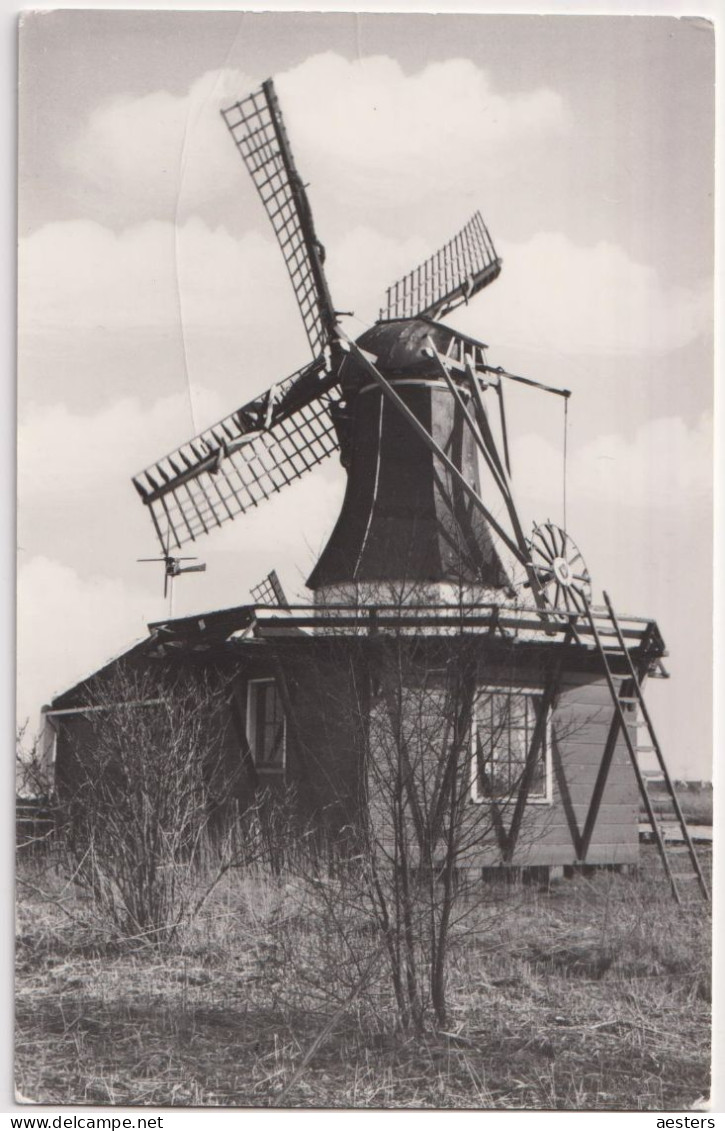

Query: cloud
<box><xmin>17</xmin><ymin>399</ymin><xmax>342</xmax><ymax>715</ymax></box>
<box><xmin>276</xmin><ymin>54</ymin><xmax>568</xmax><ymax>207</ymax></box>
<box><xmin>17</xmin><ymin>383</ymin><xmax>347</xmax><ymax>610</ymax></box>
<box><xmin>510</xmin><ymin>412</ymin><xmax>712</xmax><ymax>516</ymax></box>
<box><xmin>326</xmin><ymin>225</ymin><xmax>429</xmax><ymax>327</ymax></box>
<box><xmin>20</xmin><ymin>217</ymin><xmax>709</xmax><ymax>364</ymax></box>
<box><xmin>18</xmin><ymin>388</ymin><xmax>228</xmax><ymax>509</ymax></box>
<box><xmin>16</xmin><ymin>466</ymin><xmax>348</xmax><ymax>732</ymax></box>
<box><xmin>19</xmin><ymin>217</ymin><xmax>306</xmax><ymax>344</ymax></box>
<box><xmin>451</xmin><ymin>232</ymin><xmax>711</xmax><ymax>356</ymax></box>
<box><xmin>17</xmin><ymin>556</ymin><xmax>152</xmax><ymax>726</ymax></box>
<box><xmin>65</xmin><ymin>55</ymin><xmax>568</xmax><ymax>217</ymax></box>
<box><xmin>18</xmin><ymin>216</ymin><xmax>423</xmax><ymax>344</ymax></box>
<box><xmin>66</xmin><ymin>69</ymin><xmax>254</xmax><ymax>216</ymax></box>
<box><xmin>18</xmin><ymin>383</ymin><xmax>347</xmax><ymax>566</ymax></box>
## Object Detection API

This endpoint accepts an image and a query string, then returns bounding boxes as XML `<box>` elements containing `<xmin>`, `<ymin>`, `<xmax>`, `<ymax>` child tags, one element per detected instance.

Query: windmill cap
<box><xmin>349</xmin><ymin>319</ymin><xmax>470</xmax><ymax>385</ymax></box>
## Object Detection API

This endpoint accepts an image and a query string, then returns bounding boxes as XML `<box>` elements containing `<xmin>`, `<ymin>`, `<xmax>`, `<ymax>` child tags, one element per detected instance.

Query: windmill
<box><xmin>125</xmin><ymin>77</ymin><xmax>707</xmax><ymax>904</ymax></box>
<box><xmin>131</xmin><ymin>78</ymin><xmax>589</xmax><ymax>618</ymax></box>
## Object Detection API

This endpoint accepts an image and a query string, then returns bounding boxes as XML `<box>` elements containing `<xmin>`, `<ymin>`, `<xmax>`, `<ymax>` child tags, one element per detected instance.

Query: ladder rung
<box><xmin>637</xmin><ymin>745</ymin><xmax>656</xmax><ymax>753</ymax></box>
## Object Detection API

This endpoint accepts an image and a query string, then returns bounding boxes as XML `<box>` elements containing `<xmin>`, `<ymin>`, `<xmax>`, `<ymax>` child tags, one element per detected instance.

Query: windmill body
<box><xmin>309</xmin><ymin>318</ymin><xmax>511</xmax><ymax>601</ymax></box>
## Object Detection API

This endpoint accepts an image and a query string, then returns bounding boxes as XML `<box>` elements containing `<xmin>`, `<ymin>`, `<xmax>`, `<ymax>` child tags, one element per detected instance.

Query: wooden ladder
<box><xmin>583</xmin><ymin>591</ymin><xmax>710</xmax><ymax>906</ymax></box>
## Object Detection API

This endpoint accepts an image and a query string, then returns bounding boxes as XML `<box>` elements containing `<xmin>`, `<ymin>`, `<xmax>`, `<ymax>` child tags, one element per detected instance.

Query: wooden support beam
<box><xmin>44</xmin><ymin>699</ymin><xmax>165</xmax><ymax>717</ymax></box>
<box><xmin>464</xmin><ymin>358</ymin><xmax>509</xmax><ymax>486</ymax></box>
<box><xmin>461</xmin><ymin>356</ymin><xmax>552</xmax><ymax>617</ymax></box>
<box><xmin>272</xmin><ymin>657</ymin><xmax>318</xmax><ymax>806</ymax></box>
<box><xmin>481</xmin><ymin>364</ymin><xmax>571</xmax><ymax>400</ymax></box>
<box><xmin>497</xmin><ymin>380</ymin><xmax>512</xmax><ymax>477</ymax></box>
<box><xmin>502</xmin><ymin>667</ymin><xmax>561</xmax><ymax>861</ymax></box>
<box><xmin>578</xmin><ymin>706</ymin><xmax>624</xmax><ymax>860</ymax></box>
<box><xmin>427</xmin><ymin>340</ymin><xmax>512</xmax><ymax>505</ymax></box>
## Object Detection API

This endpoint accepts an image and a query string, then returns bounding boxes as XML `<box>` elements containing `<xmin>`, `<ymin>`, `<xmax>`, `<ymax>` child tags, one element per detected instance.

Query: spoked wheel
<box><xmin>528</xmin><ymin>521</ymin><xmax>591</xmax><ymax>613</ymax></box>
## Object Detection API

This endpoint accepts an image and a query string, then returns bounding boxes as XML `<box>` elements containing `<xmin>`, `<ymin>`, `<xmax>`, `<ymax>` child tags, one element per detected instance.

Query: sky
<box><xmin>17</xmin><ymin>11</ymin><xmax>714</xmax><ymax>778</ymax></box>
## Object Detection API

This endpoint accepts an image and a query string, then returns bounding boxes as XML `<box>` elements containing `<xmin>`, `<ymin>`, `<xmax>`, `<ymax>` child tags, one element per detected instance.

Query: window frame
<box><xmin>246</xmin><ymin>677</ymin><xmax>287</xmax><ymax>775</ymax></box>
<box><xmin>470</xmin><ymin>685</ymin><xmax>552</xmax><ymax>806</ymax></box>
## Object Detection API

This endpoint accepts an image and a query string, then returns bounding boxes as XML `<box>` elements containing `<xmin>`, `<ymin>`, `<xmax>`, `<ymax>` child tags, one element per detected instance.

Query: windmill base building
<box><xmin>46</xmin><ymin>591</ymin><xmax>670</xmax><ymax>880</ymax></box>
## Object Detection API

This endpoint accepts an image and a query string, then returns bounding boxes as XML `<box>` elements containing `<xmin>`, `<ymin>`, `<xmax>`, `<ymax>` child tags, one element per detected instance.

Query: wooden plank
<box><xmin>559</xmin><ymin>780</ymin><xmax>638</xmax><ymax>807</ymax></box>
<box><xmin>549</xmin><ymin>803</ymin><xmax>639</xmax><ymax>822</ymax></box>
<box><xmin>576</xmin><ymin>843</ymin><xmax>639</xmax><ymax>864</ymax></box>
<box><xmin>432</xmin><ymin>347</ymin><xmax>512</xmax><ymax>507</ymax></box>
<box><xmin>553</xmin><ymin>730</ymin><xmax>635</xmax><ymax>754</ymax></box>
<box><xmin>556</xmin><ymin>683</ymin><xmax>628</xmax><ymax>707</ymax></box>
<box><xmin>555</xmin><ymin>705</ymin><xmax>635</xmax><ymax>728</ymax></box>
<box><xmin>458</xmin><ymin>841</ymin><xmax>640</xmax><ymax>867</ymax></box>
<box><xmin>558</xmin><ymin>670</ymin><xmax>622</xmax><ymax>689</ymax></box>
<box><xmin>555</xmin><ymin>760</ymin><xmax>629</xmax><ymax>784</ymax></box>
<box><xmin>520</xmin><ymin>842</ymin><xmax>638</xmax><ymax>865</ymax></box>
<box><xmin>383</xmin><ymin>829</ymin><xmax>641</xmax><ymax>867</ymax></box>
<box><xmin>557</xmin><ymin>754</ymin><xmax>637</xmax><ymax>780</ymax></box>
<box><xmin>554</xmin><ymin>694</ymin><xmax>613</xmax><ymax>714</ymax></box>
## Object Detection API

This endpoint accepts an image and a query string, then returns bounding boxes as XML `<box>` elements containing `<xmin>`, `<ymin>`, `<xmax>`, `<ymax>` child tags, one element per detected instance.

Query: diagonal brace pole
<box><xmin>340</xmin><ymin>334</ymin><xmax>526</xmax><ymax>564</ymax></box>
<box><xmin>503</xmin><ymin>664</ymin><xmax>561</xmax><ymax>861</ymax></box>
<box><xmin>579</xmin><ymin>708</ymin><xmax>624</xmax><ymax>860</ymax></box>
<box><xmin>427</xmin><ymin>341</ymin><xmax>512</xmax><ymax>505</ymax></box>
<box><xmin>428</xmin><ymin>342</ymin><xmax>550</xmax><ymax>615</ymax></box>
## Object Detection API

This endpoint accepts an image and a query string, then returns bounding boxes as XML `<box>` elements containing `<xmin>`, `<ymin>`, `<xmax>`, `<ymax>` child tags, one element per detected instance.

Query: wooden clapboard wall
<box><xmin>474</xmin><ymin>669</ymin><xmax>639</xmax><ymax>868</ymax></box>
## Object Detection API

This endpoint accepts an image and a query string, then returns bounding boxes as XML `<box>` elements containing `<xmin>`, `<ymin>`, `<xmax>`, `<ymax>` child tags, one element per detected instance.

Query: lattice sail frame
<box><xmin>381</xmin><ymin>212</ymin><xmax>501</xmax><ymax>322</ymax></box>
<box><xmin>133</xmin><ymin>362</ymin><xmax>343</xmax><ymax>551</ymax></box>
<box><xmin>222</xmin><ymin>81</ymin><xmax>337</xmax><ymax>361</ymax></box>
<box><xmin>250</xmin><ymin>569</ymin><xmax>289</xmax><ymax>607</ymax></box>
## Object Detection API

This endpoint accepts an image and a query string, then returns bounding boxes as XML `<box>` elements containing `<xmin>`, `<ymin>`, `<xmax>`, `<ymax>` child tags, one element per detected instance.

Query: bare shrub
<box><xmin>54</xmin><ymin>663</ymin><xmax>243</xmax><ymax>943</ymax></box>
<box><xmin>270</xmin><ymin>626</ymin><xmax>564</xmax><ymax>1038</ymax></box>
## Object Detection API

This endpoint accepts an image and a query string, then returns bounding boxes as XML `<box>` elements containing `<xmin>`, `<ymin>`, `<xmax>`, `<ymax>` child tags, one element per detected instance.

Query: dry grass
<box><xmin>15</xmin><ymin>847</ymin><xmax>711</xmax><ymax>1110</ymax></box>
<box><xmin>644</xmin><ymin>783</ymin><xmax>713</xmax><ymax>826</ymax></box>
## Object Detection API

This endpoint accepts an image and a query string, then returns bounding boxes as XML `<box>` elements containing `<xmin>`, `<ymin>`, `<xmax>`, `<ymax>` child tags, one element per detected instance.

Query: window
<box><xmin>471</xmin><ymin>688</ymin><xmax>550</xmax><ymax>804</ymax></box>
<box><xmin>246</xmin><ymin>679</ymin><xmax>286</xmax><ymax>773</ymax></box>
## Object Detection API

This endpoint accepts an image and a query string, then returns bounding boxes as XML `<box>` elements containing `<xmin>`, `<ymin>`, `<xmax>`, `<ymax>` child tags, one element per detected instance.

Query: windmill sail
<box><xmin>133</xmin><ymin>361</ymin><xmax>343</xmax><ymax>551</ymax></box>
<box><xmin>250</xmin><ymin>569</ymin><xmax>289</xmax><ymax>607</ymax></box>
<box><xmin>380</xmin><ymin>212</ymin><xmax>501</xmax><ymax>322</ymax></box>
<box><xmin>222</xmin><ymin>80</ymin><xmax>337</xmax><ymax>361</ymax></box>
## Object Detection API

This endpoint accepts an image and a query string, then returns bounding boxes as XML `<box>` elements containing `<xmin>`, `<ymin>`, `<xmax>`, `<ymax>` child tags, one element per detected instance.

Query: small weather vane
<box><xmin>137</xmin><ymin>530</ymin><xmax>206</xmax><ymax>608</ymax></box>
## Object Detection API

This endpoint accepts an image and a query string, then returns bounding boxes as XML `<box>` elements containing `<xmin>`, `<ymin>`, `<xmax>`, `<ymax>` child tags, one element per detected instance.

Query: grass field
<box><xmin>15</xmin><ymin>845</ymin><xmax>711</xmax><ymax>1110</ymax></box>
<box><xmin>643</xmin><ymin>782</ymin><xmax>713</xmax><ymax>827</ymax></box>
